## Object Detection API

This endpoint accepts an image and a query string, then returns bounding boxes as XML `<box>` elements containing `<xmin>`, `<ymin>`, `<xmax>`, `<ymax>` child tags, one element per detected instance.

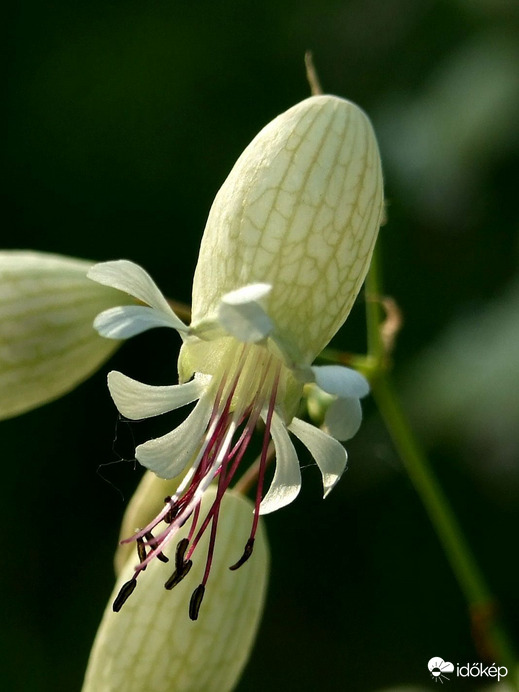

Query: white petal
<box><xmin>93</xmin><ymin>305</ymin><xmax>183</xmax><ymax>339</ymax></box>
<box><xmin>311</xmin><ymin>365</ymin><xmax>370</xmax><ymax>399</ymax></box>
<box><xmin>135</xmin><ymin>396</ymin><xmax>213</xmax><ymax>478</ymax></box>
<box><xmin>218</xmin><ymin>283</ymin><xmax>273</xmax><ymax>343</ymax></box>
<box><xmin>88</xmin><ymin>260</ymin><xmax>187</xmax><ymax>332</ymax></box>
<box><xmin>324</xmin><ymin>396</ymin><xmax>363</xmax><ymax>441</ymax></box>
<box><xmin>223</xmin><ymin>283</ymin><xmax>272</xmax><ymax>303</ymax></box>
<box><xmin>288</xmin><ymin>417</ymin><xmax>348</xmax><ymax>498</ymax></box>
<box><xmin>259</xmin><ymin>412</ymin><xmax>301</xmax><ymax>515</ymax></box>
<box><xmin>107</xmin><ymin>371</ymin><xmax>206</xmax><ymax>420</ymax></box>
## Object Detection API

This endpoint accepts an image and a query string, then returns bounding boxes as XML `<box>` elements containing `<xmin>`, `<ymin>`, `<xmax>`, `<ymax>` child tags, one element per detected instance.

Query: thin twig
<box><xmin>305</xmin><ymin>51</ymin><xmax>323</xmax><ymax>96</ymax></box>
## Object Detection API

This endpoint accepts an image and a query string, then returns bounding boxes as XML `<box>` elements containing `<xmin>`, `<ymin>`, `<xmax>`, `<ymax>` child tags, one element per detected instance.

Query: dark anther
<box><xmin>113</xmin><ymin>578</ymin><xmax>137</xmax><ymax>612</ymax></box>
<box><xmin>189</xmin><ymin>584</ymin><xmax>205</xmax><ymax>621</ymax></box>
<box><xmin>164</xmin><ymin>560</ymin><xmax>192</xmax><ymax>590</ymax></box>
<box><xmin>175</xmin><ymin>538</ymin><xmax>190</xmax><ymax>570</ymax></box>
<box><xmin>164</xmin><ymin>496</ymin><xmax>179</xmax><ymax>524</ymax></box>
<box><xmin>137</xmin><ymin>537</ymin><xmax>147</xmax><ymax>568</ymax></box>
<box><xmin>144</xmin><ymin>531</ymin><xmax>169</xmax><ymax>563</ymax></box>
<box><xmin>229</xmin><ymin>538</ymin><xmax>255</xmax><ymax>571</ymax></box>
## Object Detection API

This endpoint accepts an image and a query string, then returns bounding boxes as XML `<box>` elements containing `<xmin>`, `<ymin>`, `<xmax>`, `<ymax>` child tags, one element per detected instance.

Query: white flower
<box><xmin>89</xmin><ymin>94</ymin><xmax>384</xmax><ymax>618</ymax></box>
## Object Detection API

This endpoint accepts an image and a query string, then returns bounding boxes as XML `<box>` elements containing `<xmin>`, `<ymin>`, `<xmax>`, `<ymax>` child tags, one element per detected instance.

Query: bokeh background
<box><xmin>3</xmin><ymin>0</ymin><xmax>519</xmax><ymax>690</ymax></box>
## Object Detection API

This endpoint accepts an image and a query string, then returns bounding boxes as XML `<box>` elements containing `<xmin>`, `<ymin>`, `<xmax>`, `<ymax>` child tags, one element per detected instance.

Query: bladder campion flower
<box><xmin>89</xmin><ymin>94</ymin><xmax>384</xmax><ymax>619</ymax></box>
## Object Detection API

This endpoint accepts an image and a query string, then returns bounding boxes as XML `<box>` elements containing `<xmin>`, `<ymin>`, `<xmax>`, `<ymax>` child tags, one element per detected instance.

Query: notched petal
<box><xmin>288</xmin><ymin>417</ymin><xmax>347</xmax><ymax>498</ymax></box>
<box><xmin>107</xmin><ymin>371</ymin><xmax>206</xmax><ymax>420</ymax></box>
<box><xmin>136</xmin><ymin>396</ymin><xmax>213</xmax><ymax>479</ymax></box>
<box><xmin>93</xmin><ymin>305</ymin><xmax>184</xmax><ymax>339</ymax></box>
<box><xmin>311</xmin><ymin>364</ymin><xmax>370</xmax><ymax>399</ymax></box>
<box><xmin>324</xmin><ymin>396</ymin><xmax>363</xmax><ymax>441</ymax></box>
<box><xmin>218</xmin><ymin>284</ymin><xmax>274</xmax><ymax>343</ymax></box>
<box><xmin>259</xmin><ymin>412</ymin><xmax>301</xmax><ymax>515</ymax></box>
<box><xmin>88</xmin><ymin>260</ymin><xmax>187</xmax><ymax>333</ymax></box>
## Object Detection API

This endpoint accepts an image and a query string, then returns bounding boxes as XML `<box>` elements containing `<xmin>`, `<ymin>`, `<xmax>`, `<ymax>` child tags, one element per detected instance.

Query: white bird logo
<box><xmin>428</xmin><ymin>657</ymin><xmax>454</xmax><ymax>683</ymax></box>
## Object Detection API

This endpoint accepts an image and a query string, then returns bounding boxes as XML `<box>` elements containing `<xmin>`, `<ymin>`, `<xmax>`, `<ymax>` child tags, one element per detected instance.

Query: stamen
<box><xmin>175</xmin><ymin>537</ymin><xmax>190</xmax><ymax>569</ymax></box>
<box><xmin>119</xmin><ymin>347</ymin><xmax>250</xmax><ymax>571</ymax></box>
<box><xmin>119</xmin><ymin>400</ymin><xmax>230</xmax><ymax>550</ymax></box>
<box><xmin>144</xmin><ymin>531</ymin><xmax>169</xmax><ymax>563</ymax></box>
<box><xmin>140</xmin><ymin>362</ymin><xmax>243</xmax><ymax>567</ymax></box>
<box><xmin>184</xmin><ymin>355</ymin><xmax>273</xmax><ymax>562</ymax></box>
<box><xmin>136</xmin><ymin>537</ymin><xmax>147</xmax><ymax>568</ymax></box>
<box><xmin>114</xmin><ymin>343</ymin><xmax>284</xmax><ymax>618</ymax></box>
<box><xmin>113</xmin><ymin>577</ymin><xmax>137</xmax><ymax>612</ymax></box>
<box><xmin>229</xmin><ymin>537</ymin><xmax>255</xmax><ymax>571</ymax></box>
<box><xmin>164</xmin><ymin>537</ymin><xmax>194</xmax><ymax>591</ymax></box>
<box><xmin>164</xmin><ymin>559</ymin><xmax>193</xmax><ymax>590</ymax></box>
<box><xmin>189</xmin><ymin>584</ymin><xmax>205</xmax><ymax>621</ymax></box>
<box><xmin>163</xmin><ymin>496</ymin><xmax>179</xmax><ymax>524</ymax></box>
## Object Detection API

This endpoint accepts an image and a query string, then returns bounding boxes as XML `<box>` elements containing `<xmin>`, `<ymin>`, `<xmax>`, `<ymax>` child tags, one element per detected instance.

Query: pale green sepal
<box><xmin>0</xmin><ymin>251</ymin><xmax>131</xmax><ymax>420</ymax></box>
<box><xmin>88</xmin><ymin>260</ymin><xmax>188</xmax><ymax>333</ymax></box>
<box><xmin>288</xmin><ymin>416</ymin><xmax>348</xmax><ymax>497</ymax></box>
<box><xmin>136</xmin><ymin>396</ymin><xmax>213</xmax><ymax>478</ymax></box>
<box><xmin>191</xmin><ymin>95</ymin><xmax>384</xmax><ymax>365</ymax></box>
<box><xmin>83</xmin><ymin>487</ymin><xmax>269</xmax><ymax>692</ymax></box>
<box><xmin>324</xmin><ymin>395</ymin><xmax>363</xmax><ymax>441</ymax></box>
<box><xmin>107</xmin><ymin>371</ymin><xmax>207</xmax><ymax>420</ymax></box>
<box><xmin>259</xmin><ymin>411</ymin><xmax>301</xmax><ymax>515</ymax></box>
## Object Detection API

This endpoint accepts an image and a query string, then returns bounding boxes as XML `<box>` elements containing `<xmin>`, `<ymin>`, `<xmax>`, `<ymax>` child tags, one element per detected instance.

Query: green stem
<box><xmin>364</xmin><ymin>244</ymin><xmax>518</xmax><ymax>682</ymax></box>
<box><xmin>372</xmin><ymin>375</ymin><xmax>517</xmax><ymax>672</ymax></box>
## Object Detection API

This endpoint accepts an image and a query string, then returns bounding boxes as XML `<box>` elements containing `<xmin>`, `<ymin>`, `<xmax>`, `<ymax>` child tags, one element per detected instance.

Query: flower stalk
<box><xmin>364</xmin><ymin>243</ymin><xmax>519</xmax><ymax>685</ymax></box>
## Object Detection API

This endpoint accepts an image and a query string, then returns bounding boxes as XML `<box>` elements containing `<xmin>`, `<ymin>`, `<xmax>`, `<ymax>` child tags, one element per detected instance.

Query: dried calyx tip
<box><xmin>229</xmin><ymin>537</ymin><xmax>255</xmax><ymax>571</ymax></box>
<box><xmin>304</xmin><ymin>50</ymin><xmax>323</xmax><ymax>96</ymax></box>
<box><xmin>113</xmin><ymin>577</ymin><xmax>137</xmax><ymax>612</ymax></box>
<box><xmin>189</xmin><ymin>584</ymin><xmax>205</xmax><ymax>621</ymax></box>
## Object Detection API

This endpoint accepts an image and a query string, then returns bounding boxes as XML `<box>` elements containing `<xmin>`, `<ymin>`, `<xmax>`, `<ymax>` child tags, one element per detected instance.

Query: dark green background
<box><xmin>4</xmin><ymin>1</ymin><xmax>519</xmax><ymax>690</ymax></box>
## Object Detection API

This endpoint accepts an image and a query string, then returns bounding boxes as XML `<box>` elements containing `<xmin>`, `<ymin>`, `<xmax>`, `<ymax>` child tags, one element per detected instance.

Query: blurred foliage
<box><xmin>3</xmin><ymin>0</ymin><xmax>519</xmax><ymax>690</ymax></box>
